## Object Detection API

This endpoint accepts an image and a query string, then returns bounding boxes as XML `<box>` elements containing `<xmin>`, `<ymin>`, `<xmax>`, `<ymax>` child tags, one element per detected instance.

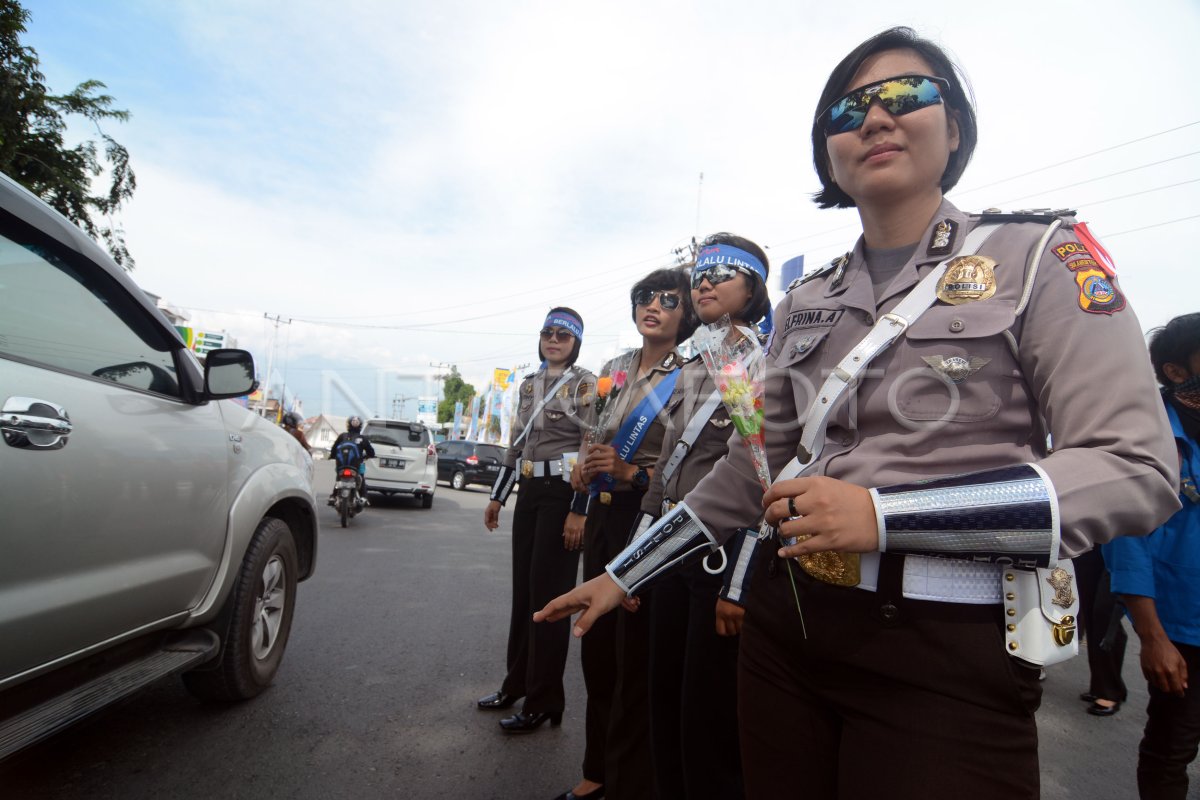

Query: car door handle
<box><xmin>2</xmin><ymin>396</ymin><xmax>72</xmax><ymax>450</ymax></box>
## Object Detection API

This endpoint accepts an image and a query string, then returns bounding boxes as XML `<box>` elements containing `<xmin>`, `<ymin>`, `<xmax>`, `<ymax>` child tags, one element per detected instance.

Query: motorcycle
<box><xmin>333</xmin><ymin>465</ymin><xmax>367</xmax><ymax>527</ymax></box>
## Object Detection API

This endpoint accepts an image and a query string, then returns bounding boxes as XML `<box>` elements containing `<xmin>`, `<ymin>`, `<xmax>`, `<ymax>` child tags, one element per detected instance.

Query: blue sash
<box><xmin>590</xmin><ymin>369</ymin><xmax>680</xmax><ymax>497</ymax></box>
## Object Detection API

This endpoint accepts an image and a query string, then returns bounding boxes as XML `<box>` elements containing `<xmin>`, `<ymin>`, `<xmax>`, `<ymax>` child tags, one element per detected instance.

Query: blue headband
<box><xmin>694</xmin><ymin>244</ymin><xmax>767</xmax><ymax>282</ymax></box>
<box><xmin>544</xmin><ymin>311</ymin><xmax>584</xmax><ymax>339</ymax></box>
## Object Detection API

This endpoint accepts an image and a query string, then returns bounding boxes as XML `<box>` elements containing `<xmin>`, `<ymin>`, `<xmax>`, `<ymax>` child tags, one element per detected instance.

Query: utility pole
<box><xmin>392</xmin><ymin>394</ymin><xmax>415</xmax><ymax>418</ymax></box>
<box><xmin>263</xmin><ymin>313</ymin><xmax>292</xmax><ymax>418</ymax></box>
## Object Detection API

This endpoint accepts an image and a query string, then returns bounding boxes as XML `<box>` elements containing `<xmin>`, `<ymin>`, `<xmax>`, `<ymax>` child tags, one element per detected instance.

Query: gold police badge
<box><xmin>936</xmin><ymin>255</ymin><xmax>998</xmax><ymax>305</ymax></box>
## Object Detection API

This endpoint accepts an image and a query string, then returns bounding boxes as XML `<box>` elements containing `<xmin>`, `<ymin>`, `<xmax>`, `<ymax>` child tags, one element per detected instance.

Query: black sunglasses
<box><xmin>691</xmin><ymin>262</ymin><xmax>755</xmax><ymax>290</ymax></box>
<box><xmin>633</xmin><ymin>289</ymin><xmax>682</xmax><ymax>310</ymax></box>
<box><xmin>539</xmin><ymin>327</ymin><xmax>575</xmax><ymax>342</ymax></box>
<box><xmin>822</xmin><ymin>74</ymin><xmax>948</xmax><ymax>136</ymax></box>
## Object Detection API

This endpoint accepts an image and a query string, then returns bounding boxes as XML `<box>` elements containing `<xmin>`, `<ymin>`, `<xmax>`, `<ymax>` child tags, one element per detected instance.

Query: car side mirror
<box><xmin>204</xmin><ymin>349</ymin><xmax>258</xmax><ymax>399</ymax></box>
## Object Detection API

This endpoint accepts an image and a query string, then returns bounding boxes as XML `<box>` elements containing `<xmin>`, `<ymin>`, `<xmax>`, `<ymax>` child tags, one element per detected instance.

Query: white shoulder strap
<box><xmin>775</xmin><ymin>222</ymin><xmax>1001</xmax><ymax>484</ymax></box>
<box><xmin>511</xmin><ymin>369</ymin><xmax>575</xmax><ymax>450</ymax></box>
<box><xmin>660</xmin><ymin>389</ymin><xmax>723</xmax><ymax>485</ymax></box>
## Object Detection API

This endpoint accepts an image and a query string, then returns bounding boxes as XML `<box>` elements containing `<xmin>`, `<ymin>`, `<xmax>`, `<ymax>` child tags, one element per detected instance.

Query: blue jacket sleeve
<box><xmin>1103</xmin><ymin>535</ymin><xmax>1157</xmax><ymax>599</ymax></box>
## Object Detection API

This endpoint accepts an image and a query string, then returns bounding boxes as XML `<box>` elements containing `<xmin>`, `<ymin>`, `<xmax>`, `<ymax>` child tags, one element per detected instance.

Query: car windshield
<box><xmin>363</xmin><ymin>422</ymin><xmax>429</xmax><ymax>448</ymax></box>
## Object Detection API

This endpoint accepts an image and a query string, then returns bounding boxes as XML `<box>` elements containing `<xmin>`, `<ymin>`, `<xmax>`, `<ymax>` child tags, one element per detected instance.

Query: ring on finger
<box><xmin>787</xmin><ymin>496</ymin><xmax>798</xmax><ymax>518</ymax></box>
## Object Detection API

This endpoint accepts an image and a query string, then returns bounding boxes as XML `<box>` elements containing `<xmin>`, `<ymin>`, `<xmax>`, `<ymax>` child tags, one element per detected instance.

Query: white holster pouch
<box><xmin>1002</xmin><ymin>558</ymin><xmax>1079</xmax><ymax>667</ymax></box>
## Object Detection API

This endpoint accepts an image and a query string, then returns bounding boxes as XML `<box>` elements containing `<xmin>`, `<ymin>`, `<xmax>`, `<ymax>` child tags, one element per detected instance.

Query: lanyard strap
<box><xmin>775</xmin><ymin>222</ymin><xmax>1000</xmax><ymax>484</ymax></box>
<box><xmin>660</xmin><ymin>389</ymin><xmax>723</xmax><ymax>486</ymax></box>
<box><xmin>511</xmin><ymin>369</ymin><xmax>575</xmax><ymax>450</ymax></box>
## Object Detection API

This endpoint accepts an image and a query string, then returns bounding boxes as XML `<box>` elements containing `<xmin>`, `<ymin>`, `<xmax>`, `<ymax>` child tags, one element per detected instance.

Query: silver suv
<box><xmin>0</xmin><ymin>173</ymin><xmax>319</xmax><ymax>759</ymax></box>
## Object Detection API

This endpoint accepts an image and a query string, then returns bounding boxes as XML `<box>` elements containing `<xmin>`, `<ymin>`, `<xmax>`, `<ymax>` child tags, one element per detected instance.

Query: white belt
<box><xmin>852</xmin><ymin>552</ymin><xmax>1003</xmax><ymax>604</ymax></box>
<box><xmin>520</xmin><ymin>459</ymin><xmax>565</xmax><ymax>478</ymax></box>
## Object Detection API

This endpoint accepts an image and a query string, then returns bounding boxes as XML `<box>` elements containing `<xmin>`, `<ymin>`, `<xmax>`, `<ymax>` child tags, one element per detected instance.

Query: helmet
<box><xmin>347</xmin><ymin>416</ymin><xmax>363</xmax><ymax>433</ymax></box>
<box><xmin>282</xmin><ymin>411</ymin><xmax>301</xmax><ymax>428</ymax></box>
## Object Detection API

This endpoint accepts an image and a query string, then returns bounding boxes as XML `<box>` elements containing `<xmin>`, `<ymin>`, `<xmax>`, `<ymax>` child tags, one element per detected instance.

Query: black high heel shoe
<box><xmin>498</xmin><ymin>710</ymin><xmax>562</xmax><ymax>733</ymax></box>
<box><xmin>477</xmin><ymin>691</ymin><xmax>520</xmax><ymax>710</ymax></box>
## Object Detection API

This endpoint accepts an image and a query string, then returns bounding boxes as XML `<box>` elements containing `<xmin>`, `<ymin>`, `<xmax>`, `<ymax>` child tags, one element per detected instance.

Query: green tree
<box><xmin>437</xmin><ymin>366</ymin><xmax>476</xmax><ymax>424</ymax></box>
<box><xmin>0</xmin><ymin>0</ymin><xmax>136</xmax><ymax>268</ymax></box>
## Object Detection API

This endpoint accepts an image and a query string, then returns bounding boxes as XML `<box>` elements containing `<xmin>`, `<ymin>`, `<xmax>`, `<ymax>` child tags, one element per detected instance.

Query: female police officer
<box><xmin>478</xmin><ymin>307</ymin><xmax>594</xmax><ymax>734</ymax></box>
<box><xmin>537</xmin><ymin>27</ymin><xmax>1179</xmax><ymax>799</ymax></box>
<box><xmin>639</xmin><ymin>232</ymin><xmax>772</xmax><ymax>800</ymax></box>
<box><xmin>555</xmin><ymin>268</ymin><xmax>696</xmax><ymax>800</ymax></box>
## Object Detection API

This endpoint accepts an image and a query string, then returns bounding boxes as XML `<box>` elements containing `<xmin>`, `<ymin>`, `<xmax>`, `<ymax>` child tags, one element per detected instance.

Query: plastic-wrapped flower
<box><xmin>613</xmin><ymin>370</ymin><xmax>628</xmax><ymax>389</ymax></box>
<box><xmin>597</xmin><ymin>376</ymin><xmax>614</xmax><ymax>398</ymax></box>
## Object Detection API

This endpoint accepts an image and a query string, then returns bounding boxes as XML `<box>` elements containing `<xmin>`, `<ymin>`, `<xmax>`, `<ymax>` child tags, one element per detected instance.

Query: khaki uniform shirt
<box><xmin>501</xmin><ymin>367</ymin><xmax>596</xmax><ymax>469</ymax></box>
<box><xmin>641</xmin><ymin>357</ymin><xmax>735</xmax><ymax>516</ymax></box>
<box><xmin>597</xmin><ymin>349</ymin><xmax>685</xmax><ymax>492</ymax></box>
<box><xmin>684</xmin><ymin>199</ymin><xmax>1180</xmax><ymax>557</ymax></box>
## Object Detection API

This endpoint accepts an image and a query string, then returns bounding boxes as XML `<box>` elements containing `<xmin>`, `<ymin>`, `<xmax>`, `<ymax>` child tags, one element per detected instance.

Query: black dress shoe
<box><xmin>499</xmin><ymin>710</ymin><xmax>562</xmax><ymax>733</ymax></box>
<box><xmin>550</xmin><ymin>786</ymin><xmax>604</xmax><ymax>800</ymax></box>
<box><xmin>1087</xmin><ymin>700</ymin><xmax>1121</xmax><ymax>717</ymax></box>
<box><xmin>477</xmin><ymin>691</ymin><xmax>520</xmax><ymax>710</ymax></box>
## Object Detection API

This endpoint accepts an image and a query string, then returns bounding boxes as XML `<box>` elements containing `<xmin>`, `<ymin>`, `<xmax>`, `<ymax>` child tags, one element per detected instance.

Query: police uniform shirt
<box><xmin>682</xmin><ymin>199</ymin><xmax>1180</xmax><ymax>557</ymax></box>
<box><xmin>598</xmin><ymin>349</ymin><xmax>685</xmax><ymax>492</ymax></box>
<box><xmin>501</xmin><ymin>367</ymin><xmax>597</xmax><ymax>469</ymax></box>
<box><xmin>640</xmin><ymin>357</ymin><xmax>734</xmax><ymax>516</ymax></box>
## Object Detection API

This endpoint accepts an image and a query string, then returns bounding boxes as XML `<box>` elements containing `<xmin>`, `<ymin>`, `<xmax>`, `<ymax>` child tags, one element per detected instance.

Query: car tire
<box><xmin>183</xmin><ymin>517</ymin><xmax>299</xmax><ymax>702</ymax></box>
<box><xmin>420</xmin><ymin>494</ymin><xmax>433</xmax><ymax>509</ymax></box>
<box><xmin>451</xmin><ymin>471</ymin><xmax>466</xmax><ymax>490</ymax></box>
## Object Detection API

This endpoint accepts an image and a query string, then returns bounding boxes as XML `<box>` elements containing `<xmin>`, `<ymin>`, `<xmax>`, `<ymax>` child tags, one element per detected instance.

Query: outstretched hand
<box><xmin>534</xmin><ymin>573</ymin><xmax>627</xmax><ymax>638</ymax></box>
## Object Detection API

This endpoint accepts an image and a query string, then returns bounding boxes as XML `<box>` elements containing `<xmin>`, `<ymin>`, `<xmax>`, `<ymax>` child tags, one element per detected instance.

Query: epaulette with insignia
<box><xmin>978</xmin><ymin>207</ymin><xmax>1077</xmax><ymax>224</ymax></box>
<box><xmin>787</xmin><ymin>251</ymin><xmax>850</xmax><ymax>292</ymax></box>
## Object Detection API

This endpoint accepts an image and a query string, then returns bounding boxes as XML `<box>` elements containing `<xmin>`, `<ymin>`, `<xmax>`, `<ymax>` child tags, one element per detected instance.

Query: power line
<box><xmin>993</xmin><ymin>152</ymin><xmax>1200</xmax><ymax>207</ymax></box>
<box><xmin>1076</xmin><ymin>178</ymin><xmax>1200</xmax><ymax>209</ymax></box>
<box><xmin>1106</xmin><ymin>214</ymin><xmax>1200</xmax><ymax>238</ymax></box>
<box><xmin>954</xmin><ymin>120</ymin><xmax>1200</xmax><ymax>197</ymax></box>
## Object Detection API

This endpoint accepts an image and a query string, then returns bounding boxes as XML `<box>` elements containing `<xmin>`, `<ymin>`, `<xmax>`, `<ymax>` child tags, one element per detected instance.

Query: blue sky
<box><xmin>20</xmin><ymin>0</ymin><xmax>1200</xmax><ymax>415</ymax></box>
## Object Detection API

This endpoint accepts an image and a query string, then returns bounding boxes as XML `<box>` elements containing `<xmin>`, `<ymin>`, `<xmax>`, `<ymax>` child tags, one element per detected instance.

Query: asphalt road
<box><xmin>1</xmin><ymin>468</ymin><xmax>1196</xmax><ymax>799</ymax></box>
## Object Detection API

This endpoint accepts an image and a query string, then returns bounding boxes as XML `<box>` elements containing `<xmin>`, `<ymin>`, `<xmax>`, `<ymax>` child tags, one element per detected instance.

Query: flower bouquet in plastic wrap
<box><xmin>584</xmin><ymin>350</ymin><xmax>636</xmax><ymax>500</ymax></box>
<box><xmin>694</xmin><ymin>318</ymin><xmax>769</xmax><ymax>491</ymax></box>
<box><xmin>695</xmin><ymin>316</ymin><xmax>809</xmax><ymax>632</ymax></box>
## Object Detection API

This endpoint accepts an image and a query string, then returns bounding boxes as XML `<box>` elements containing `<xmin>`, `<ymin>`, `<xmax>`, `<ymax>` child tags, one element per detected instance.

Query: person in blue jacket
<box><xmin>1106</xmin><ymin>311</ymin><xmax>1200</xmax><ymax>800</ymax></box>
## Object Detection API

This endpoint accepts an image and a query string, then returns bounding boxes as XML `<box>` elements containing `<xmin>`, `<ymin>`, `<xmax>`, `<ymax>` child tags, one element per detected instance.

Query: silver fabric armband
<box><xmin>606</xmin><ymin>502</ymin><xmax>718</xmax><ymax>595</ymax></box>
<box><xmin>870</xmin><ymin>463</ymin><xmax>1060</xmax><ymax>569</ymax></box>
<box><xmin>490</xmin><ymin>464</ymin><xmax>518</xmax><ymax>504</ymax></box>
<box><xmin>718</xmin><ymin>528</ymin><xmax>760</xmax><ymax>607</ymax></box>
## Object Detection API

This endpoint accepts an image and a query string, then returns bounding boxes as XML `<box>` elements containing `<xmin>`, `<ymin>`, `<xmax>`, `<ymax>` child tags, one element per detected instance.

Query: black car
<box><xmin>435</xmin><ymin>440</ymin><xmax>506</xmax><ymax>490</ymax></box>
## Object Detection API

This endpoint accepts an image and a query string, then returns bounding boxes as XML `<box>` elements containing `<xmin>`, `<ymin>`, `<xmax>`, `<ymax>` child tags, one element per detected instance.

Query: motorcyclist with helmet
<box><xmin>327</xmin><ymin>416</ymin><xmax>376</xmax><ymax>506</ymax></box>
<box><xmin>282</xmin><ymin>411</ymin><xmax>312</xmax><ymax>453</ymax></box>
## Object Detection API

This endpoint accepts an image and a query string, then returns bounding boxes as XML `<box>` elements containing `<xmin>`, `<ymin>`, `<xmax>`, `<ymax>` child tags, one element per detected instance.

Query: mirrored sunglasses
<box><xmin>539</xmin><ymin>327</ymin><xmax>575</xmax><ymax>342</ymax></box>
<box><xmin>691</xmin><ymin>262</ymin><xmax>754</xmax><ymax>289</ymax></box>
<box><xmin>822</xmin><ymin>75</ymin><xmax>948</xmax><ymax>136</ymax></box>
<box><xmin>633</xmin><ymin>289</ymin><xmax>682</xmax><ymax>310</ymax></box>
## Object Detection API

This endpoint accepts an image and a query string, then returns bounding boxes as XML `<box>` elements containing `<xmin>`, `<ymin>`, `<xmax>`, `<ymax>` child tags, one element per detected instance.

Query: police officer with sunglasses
<box><xmin>553</xmin><ymin>268</ymin><xmax>696</xmax><ymax>800</ymax></box>
<box><xmin>479</xmin><ymin>307</ymin><xmax>596</xmax><ymax>735</ymax></box>
<box><xmin>632</xmin><ymin>232</ymin><xmax>772</xmax><ymax>800</ymax></box>
<box><xmin>539</xmin><ymin>26</ymin><xmax>1179</xmax><ymax>800</ymax></box>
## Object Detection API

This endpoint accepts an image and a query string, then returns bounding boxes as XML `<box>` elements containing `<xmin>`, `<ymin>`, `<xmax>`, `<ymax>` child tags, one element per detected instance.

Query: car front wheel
<box><xmin>451</xmin><ymin>471</ymin><xmax>466</xmax><ymax>490</ymax></box>
<box><xmin>183</xmin><ymin>517</ymin><xmax>298</xmax><ymax>701</ymax></box>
